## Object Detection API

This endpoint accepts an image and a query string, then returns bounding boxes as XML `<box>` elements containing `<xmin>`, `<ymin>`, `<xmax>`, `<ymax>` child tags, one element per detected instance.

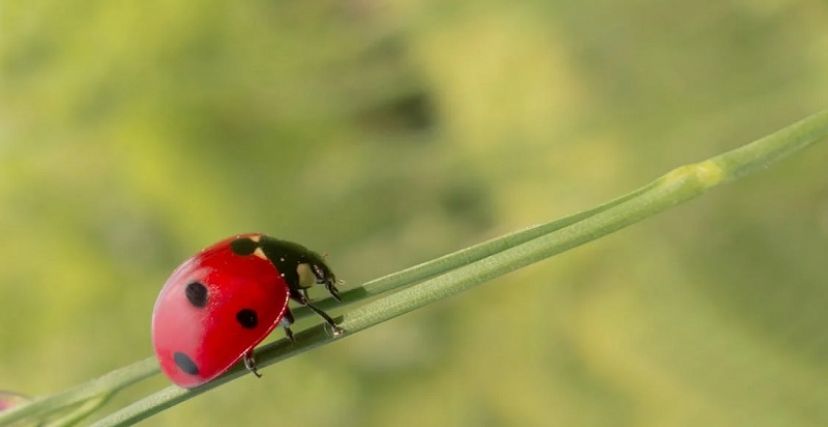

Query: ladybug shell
<box><xmin>152</xmin><ymin>234</ymin><xmax>290</xmax><ymax>388</ymax></box>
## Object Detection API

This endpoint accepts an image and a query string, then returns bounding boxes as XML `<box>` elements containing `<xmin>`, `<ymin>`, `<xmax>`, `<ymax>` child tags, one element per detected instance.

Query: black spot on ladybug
<box><xmin>174</xmin><ymin>352</ymin><xmax>199</xmax><ymax>375</ymax></box>
<box><xmin>185</xmin><ymin>282</ymin><xmax>208</xmax><ymax>308</ymax></box>
<box><xmin>236</xmin><ymin>309</ymin><xmax>258</xmax><ymax>329</ymax></box>
<box><xmin>230</xmin><ymin>238</ymin><xmax>258</xmax><ymax>256</ymax></box>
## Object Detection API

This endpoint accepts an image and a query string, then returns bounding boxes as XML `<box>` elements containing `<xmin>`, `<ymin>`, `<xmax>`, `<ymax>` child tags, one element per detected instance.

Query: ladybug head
<box><xmin>297</xmin><ymin>251</ymin><xmax>342</xmax><ymax>301</ymax></box>
<box><xmin>240</xmin><ymin>234</ymin><xmax>344</xmax><ymax>302</ymax></box>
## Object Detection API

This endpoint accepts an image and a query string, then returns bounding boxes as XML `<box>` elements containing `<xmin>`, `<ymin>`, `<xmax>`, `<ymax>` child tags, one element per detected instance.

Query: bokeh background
<box><xmin>2</xmin><ymin>1</ymin><xmax>828</xmax><ymax>426</ymax></box>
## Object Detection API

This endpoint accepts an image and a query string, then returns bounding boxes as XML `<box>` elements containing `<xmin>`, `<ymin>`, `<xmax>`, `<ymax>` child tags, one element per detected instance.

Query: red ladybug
<box><xmin>0</xmin><ymin>391</ymin><xmax>29</xmax><ymax>412</ymax></box>
<box><xmin>151</xmin><ymin>233</ymin><xmax>343</xmax><ymax>388</ymax></box>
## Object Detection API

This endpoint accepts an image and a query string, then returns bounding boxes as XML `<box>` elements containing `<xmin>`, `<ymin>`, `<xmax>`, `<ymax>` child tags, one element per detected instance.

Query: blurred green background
<box><xmin>2</xmin><ymin>0</ymin><xmax>828</xmax><ymax>425</ymax></box>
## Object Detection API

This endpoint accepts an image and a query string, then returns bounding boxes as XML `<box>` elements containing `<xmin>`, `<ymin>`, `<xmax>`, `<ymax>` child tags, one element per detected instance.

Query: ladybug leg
<box><xmin>325</xmin><ymin>281</ymin><xmax>342</xmax><ymax>302</ymax></box>
<box><xmin>290</xmin><ymin>290</ymin><xmax>343</xmax><ymax>336</ymax></box>
<box><xmin>306</xmin><ymin>302</ymin><xmax>343</xmax><ymax>336</ymax></box>
<box><xmin>283</xmin><ymin>325</ymin><xmax>295</xmax><ymax>342</ymax></box>
<box><xmin>281</xmin><ymin>309</ymin><xmax>296</xmax><ymax>343</ymax></box>
<box><xmin>243</xmin><ymin>350</ymin><xmax>262</xmax><ymax>378</ymax></box>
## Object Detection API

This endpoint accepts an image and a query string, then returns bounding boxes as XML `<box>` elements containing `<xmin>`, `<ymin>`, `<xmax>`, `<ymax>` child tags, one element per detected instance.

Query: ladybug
<box><xmin>0</xmin><ymin>391</ymin><xmax>28</xmax><ymax>412</ymax></box>
<box><xmin>151</xmin><ymin>233</ymin><xmax>343</xmax><ymax>388</ymax></box>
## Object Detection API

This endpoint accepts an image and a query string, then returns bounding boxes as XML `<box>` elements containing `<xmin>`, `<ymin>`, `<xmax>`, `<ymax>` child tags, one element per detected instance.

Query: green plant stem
<box><xmin>2</xmin><ymin>111</ymin><xmax>825</xmax><ymax>427</ymax></box>
<box><xmin>87</xmin><ymin>110</ymin><xmax>828</xmax><ymax>427</ymax></box>
<box><xmin>45</xmin><ymin>393</ymin><xmax>114</xmax><ymax>427</ymax></box>
<box><xmin>0</xmin><ymin>359</ymin><xmax>156</xmax><ymax>426</ymax></box>
<box><xmin>294</xmin><ymin>176</ymin><xmax>658</xmax><ymax>318</ymax></box>
<box><xmin>0</xmin><ymin>146</ymin><xmax>658</xmax><ymax>427</ymax></box>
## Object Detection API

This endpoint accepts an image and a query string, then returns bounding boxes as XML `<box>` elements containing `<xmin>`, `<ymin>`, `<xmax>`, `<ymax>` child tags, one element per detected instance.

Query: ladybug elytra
<box><xmin>151</xmin><ymin>233</ymin><xmax>342</xmax><ymax>388</ymax></box>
